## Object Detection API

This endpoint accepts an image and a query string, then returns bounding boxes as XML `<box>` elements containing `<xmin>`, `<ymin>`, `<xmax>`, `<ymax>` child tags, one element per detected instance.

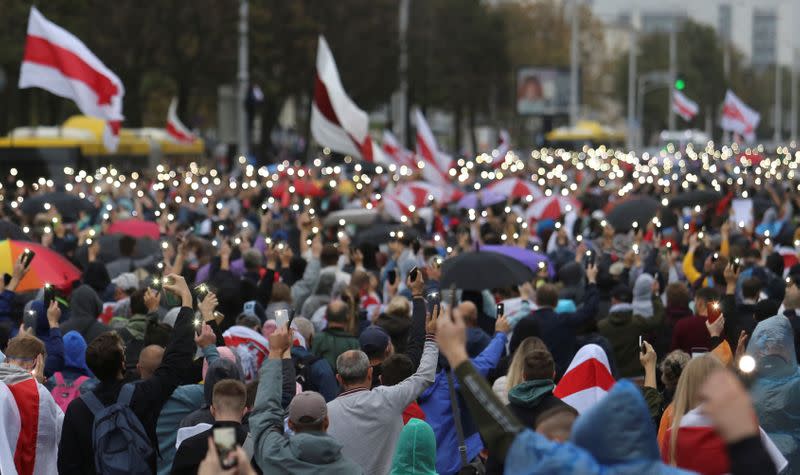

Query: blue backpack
<box><xmin>81</xmin><ymin>383</ymin><xmax>154</xmax><ymax>474</ymax></box>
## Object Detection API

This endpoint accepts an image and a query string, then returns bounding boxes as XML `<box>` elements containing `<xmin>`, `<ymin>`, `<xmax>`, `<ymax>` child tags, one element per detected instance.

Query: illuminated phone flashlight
<box><xmin>156</xmin><ymin>262</ymin><xmax>164</xmax><ymax>270</ymax></box>
<box><xmin>632</xmin><ymin>221</ymin><xmax>639</xmax><ymax>229</ymax></box>
<box><xmin>538</xmin><ymin>261</ymin><xmax>546</xmax><ymax>270</ymax></box>
<box><xmin>600</xmin><ymin>220</ymin><xmax>607</xmax><ymax>227</ymax></box>
<box><xmin>102</xmin><ymin>213</ymin><xmax>110</xmax><ymax>220</ymax></box>
<box><xmin>738</xmin><ymin>220</ymin><xmax>745</xmax><ymax>228</ymax></box>
<box><xmin>633</xmin><ymin>244</ymin><xmax>639</xmax><ymax>254</ymax></box>
<box><xmin>554</xmin><ymin>222</ymin><xmax>561</xmax><ymax>230</ymax></box>
<box><xmin>339</xmin><ymin>219</ymin><xmax>346</xmax><ymax>226</ymax></box>
<box><xmin>86</xmin><ymin>238</ymin><xmax>93</xmax><ymax>246</ymax></box>
<box><xmin>234</xmin><ymin>237</ymin><xmax>242</xmax><ymax>245</ymax></box>
<box><xmin>193</xmin><ymin>318</ymin><xmax>201</xmax><ymax>328</ymax></box>
<box><xmin>765</xmin><ymin>238</ymin><xmax>771</xmax><ymax>246</ymax></box>
<box><xmin>738</xmin><ymin>355</ymin><xmax>756</xmax><ymax>373</ymax></box>
<box><xmin>666</xmin><ymin>241</ymin><xmax>672</xmax><ymax>249</ymax></box>
<box><xmin>52</xmin><ymin>217</ymin><xmax>59</xmax><ymax>224</ymax></box>
<box><xmin>43</xmin><ymin>202</ymin><xmax>51</xmax><ymax>211</ymax></box>
<box><xmin>161</xmin><ymin>241</ymin><xmax>169</xmax><ymax>250</ymax></box>
<box><xmin>44</xmin><ymin>283</ymin><xmax>52</xmax><ymax>290</ymax></box>
<box><xmin>265</xmin><ymin>237</ymin><xmax>272</xmax><ymax>245</ymax></box>
<box><xmin>43</xmin><ymin>226</ymin><xmax>52</xmax><ymax>234</ymax></box>
<box><xmin>576</xmin><ymin>235</ymin><xmax>583</xmax><ymax>242</ymax></box>
<box><xmin>311</xmin><ymin>226</ymin><xmax>319</xmax><ymax>234</ymax></box>
<box><xmin>277</xmin><ymin>242</ymin><xmax>285</xmax><ymax>250</ymax></box>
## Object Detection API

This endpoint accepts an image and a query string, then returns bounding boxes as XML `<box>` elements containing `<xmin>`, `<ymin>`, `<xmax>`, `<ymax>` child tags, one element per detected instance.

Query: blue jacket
<box><xmin>0</xmin><ymin>290</ymin><xmax>15</xmax><ymax>327</ymax></box>
<box><xmin>30</xmin><ymin>300</ymin><xmax>65</xmax><ymax>377</ymax></box>
<box><xmin>419</xmin><ymin>332</ymin><xmax>507</xmax><ymax>475</ymax></box>
<box><xmin>748</xmin><ymin>315</ymin><xmax>800</xmax><ymax>474</ymax></box>
<box><xmin>505</xmin><ymin>380</ymin><xmax>692</xmax><ymax>474</ymax></box>
<box><xmin>291</xmin><ymin>346</ymin><xmax>339</xmax><ymax>402</ymax></box>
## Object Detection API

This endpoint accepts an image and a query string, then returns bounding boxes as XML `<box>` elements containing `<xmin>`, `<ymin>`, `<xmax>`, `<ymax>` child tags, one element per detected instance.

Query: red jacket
<box><xmin>402</xmin><ymin>402</ymin><xmax>426</xmax><ymax>424</ymax></box>
<box><xmin>671</xmin><ymin>315</ymin><xmax>712</xmax><ymax>354</ymax></box>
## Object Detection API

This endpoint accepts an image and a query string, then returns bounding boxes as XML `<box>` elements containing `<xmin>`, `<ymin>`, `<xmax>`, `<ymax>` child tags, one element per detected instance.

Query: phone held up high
<box><xmin>43</xmin><ymin>283</ymin><xmax>55</xmax><ymax>309</ymax></box>
<box><xmin>496</xmin><ymin>302</ymin><xmax>505</xmax><ymax>317</ymax></box>
<box><xmin>387</xmin><ymin>269</ymin><xmax>397</xmax><ymax>286</ymax></box>
<box><xmin>213</xmin><ymin>427</ymin><xmax>237</xmax><ymax>469</ymax></box>
<box><xmin>21</xmin><ymin>248</ymin><xmax>35</xmax><ymax>268</ymax></box>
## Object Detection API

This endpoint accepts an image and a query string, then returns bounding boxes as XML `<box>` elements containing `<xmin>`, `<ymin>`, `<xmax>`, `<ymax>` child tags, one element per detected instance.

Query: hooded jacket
<box><xmin>599</xmin><ymin>296</ymin><xmax>664</xmax><ymax>378</ymax></box>
<box><xmin>61</xmin><ymin>284</ymin><xmax>110</xmax><ymax>343</ymax></box>
<box><xmin>631</xmin><ymin>274</ymin><xmax>655</xmax><ymax>318</ymax></box>
<box><xmin>390</xmin><ymin>418</ymin><xmax>437</xmax><ymax>475</ymax></box>
<box><xmin>179</xmin><ymin>357</ymin><xmax>245</xmax><ymax>429</ymax></box>
<box><xmin>45</xmin><ymin>330</ymin><xmax>98</xmax><ymax>395</ymax></box>
<box><xmin>748</xmin><ymin>315</ymin><xmax>800</xmax><ymax>473</ymax></box>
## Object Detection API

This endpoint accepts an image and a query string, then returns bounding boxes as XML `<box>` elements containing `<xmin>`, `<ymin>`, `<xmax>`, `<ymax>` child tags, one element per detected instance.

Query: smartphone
<box><xmin>583</xmin><ymin>250</ymin><xmax>595</xmax><ymax>269</ymax></box>
<box><xmin>194</xmin><ymin>283</ymin><xmax>210</xmax><ymax>301</ymax></box>
<box><xmin>426</xmin><ymin>290</ymin><xmax>441</xmax><ymax>315</ymax></box>
<box><xmin>193</xmin><ymin>317</ymin><xmax>203</xmax><ymax>336</ymax></box>
<box><xmin>43</xmin><ymin>283</ymin><xmax>55</xmax><ymax>309</ymax></box>
<box><xmin>2</xmin><ymin>274</ymin><xmax>9</xmax><ymax>286</ymax></box>
<box><xmin>691</xmin><ymin>347</ymin><xmax>709</xmax><ymax>359</ymax></box>
<box><xmin>275</xmin><ymin>308</ymin><xmax>289</xmax><ymax>328</ymax></box>
<box><xmin>387</xmin><ymin>269</ymin><xmax>397</xmax><ymax>286</ymax></box>
<box><xmin>213</xmin><ymin>427</ymin><xmax>237</xmax><ymax>470</ymax></box>
<box><xmin>21</xmin><ymin>248</ymin><xmax>35</xmax><ymax>268</ymax></box>
<box><xmin>496</xmin><ymin>302</ymin><xmax>505</xmax><ymax>317</ymax></box>
<box><xmin>409</xmin><ymin>267</ymin><xmax>419</xmax><ymax>282</ymax></box>
<box><xmin>707</xmin><ymin>301</ymin><xmax>722</xmax><ymax>324</ymax></box>
<box><xmin>732</xmin><ymin>257</ymin><xmax>741</xmax><ymax>273</ymax></box>
<box><xmin>639</xmin><ymin>335</ymin><xmax>645</xmax><ymax>355</ymax></box>
<box><xmin>449</xmin><ymin>284</ymin><xmax>457</xmax><ymax>323</ymax></box>
<box><xmin>149</xmin><ymin>275</ymin><xmax>163</xmax><ymax>291</ymax></box>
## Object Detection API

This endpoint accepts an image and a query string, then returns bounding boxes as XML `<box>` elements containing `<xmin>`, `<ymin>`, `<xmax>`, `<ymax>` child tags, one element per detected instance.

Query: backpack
<box><xmin>52</xmin><ymin>372</ymin><xmax>89</xmax><ymax>412</ymax></box>
<box><xmin>81</xmin><ymin>383</ymin><xmax>154</xmax><ymax>475</ymax></box>
<box><xmin>294</xmin><ymin>353</ymin><xmax>323</xmax><ymax>393</ymax></box>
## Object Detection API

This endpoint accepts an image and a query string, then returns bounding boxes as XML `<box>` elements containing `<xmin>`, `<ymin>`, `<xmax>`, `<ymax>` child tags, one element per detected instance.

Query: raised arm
<box><xmin>404</xmin><ymin>271</ymin><xmax>428</xmax><ymax>368</ymax></box>
<box><xmin>249</xmin><ymin>326</ymin><xmax>292</xmax><ymax>453</ymax></box>
<box><xmin>564</xmin><ymin>264</ymin><xmax>599</xmax><ymax>326</ymax></box>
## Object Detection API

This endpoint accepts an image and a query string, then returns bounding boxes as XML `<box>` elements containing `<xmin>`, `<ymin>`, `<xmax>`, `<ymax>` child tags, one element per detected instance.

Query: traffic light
<box><xmin>674</xmin><ymin>74</ymin><xmax>686</xmax><ymax>91</ymax></box>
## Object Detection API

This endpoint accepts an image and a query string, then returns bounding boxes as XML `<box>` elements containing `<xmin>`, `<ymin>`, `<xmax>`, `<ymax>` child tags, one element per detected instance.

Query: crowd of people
<box><xmin>0</xmin><ymin>144</ymin><xmax>799</xmax><ymax>474</ymax></box>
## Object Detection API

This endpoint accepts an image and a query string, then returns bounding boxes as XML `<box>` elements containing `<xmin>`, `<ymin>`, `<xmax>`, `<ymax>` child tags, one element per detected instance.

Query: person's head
<box><xmin>610</xmin><ymin>285</ymin><xmax>633</xmax><ymax>305</ymax></box>
<box><xmin>659</xmin><ymin>350</ymin><xmax>690</xmax><ymax>391</ymax></box>
<box><xmin>136</xmin><ymin>344</ymin><xmax>164</xmax><ymax>380</ymax></box>
<box><xmin>350</xmin><ymin>270</ymin><xmax>371</xmax><ymax>293</ymax></box>
<box><xmin>386</xmin><ymin>296</ymin><xmax>410</xmax><ymax>319</ymax></box>
<box><xmin>320</xmin><ymin>244</ymin><xmax>339</xmax><ymax>268</ymax></box>
<box><xmin>522</xmin><ymin>349</ymin><xmax>556</xmax><ymax>382</ymax></box>
<box><xmin>535</xmin><ymin>406</ymin><xmax>578</xmax><ymax>442</ymax></box>
<box><xmin>336</xmin><ymin>350</ymin><xmax>372</xmax><ymax>388</ymax></box>
<box><xmin>507</xmin><ymin>336</ymin><xmax>549</xmax><ymax>389</ymax></box>
<box><xmin>669</xmin><ymin>354</ymin><xmax>724</xmax><ymax>464</ymax></box>
<box><xmin>742</xmin><ymin>277</ymin><xmax>762</xmax><ymax>301</ymax></box>
<box><xmin>457</xmin><ymin>301</ymin><xmax>478</xmax><ymax>328</ymax></box>
<box><xmin>292</xmin><ymin>317</ymin><xmax>315</xmax><ymax>347</ymax></box>
<box><xmin>359</xmin><ymin>326</ymin><xmax>392</xmax><ymax>362</ymax></box>
<box><xmin>4</xmin><ymin>334</ymin><xmax>45</xmax><ymax>372</ymax></box>
<box><xmin>242</xmin><ymin>249</ymin><xmax>263</xmax><ymax>272</ymax></box>
<box><xmin>314</xmin><ymin>272</ymin><xmax>337</xmax><ymax>297</ymax></box>
<box><xmin>86</xmin><ymin>332</ymin><xmax>126</xmax><ymax>383</ymax></box>
<box><xmin>236</xmin><ymin>313</ymin><xmax>261</xmax><ymax>332</ymax></box>
<box><xmin>119</xmin><ymin>235</ymin><xmax>136</xmax><ymax>257</ymax></box>
<box><xmin>380</xmin><ymin>353</ymin><xmax>414</xmax><ymax>386</ymax></box>
<box><xmin>325</xmin><ymin>300</ymin><xmax>349</xmax><ymax>328</ymax></box>
<box><xmin>210</xmin><ymin>379</ymin><xmax>248</xmax><ymax>422</ymax></box>
<box><xmin>129</xmin><ymin>288</ymin><xmax>148</xmax><ymax>316</ymax></box>
<box><xmin>693</xmin><ymin>287</ymin><xmax>719</xmax><ymax>317</ymax></box>
<box><xmin>535</xmin><ymin>284</ymin><xmax>559</xmax><ymax>308</ymax></box>
<box><xmin>287</xmin><ymin>390</ymin><xmax>329</xmax><ymax>433</ymax></box>
<box><xmin>271</xmin><ymin>282</ymin><xmax>292</xmax><ymax>304</ymax></box>
<box><xmin>426</xmin><ymin>255</ymin><xmax>443</xmax><ymax>281</ymax></box>
<box><xmin>784</xmin><ymin>278</ymin><xmax>800</xmax><ymax>310</ymax></box>
<box><xmin>666</xmin><ymin>282</ymin><xmax>690</xmax><ymax>309</ymax></box>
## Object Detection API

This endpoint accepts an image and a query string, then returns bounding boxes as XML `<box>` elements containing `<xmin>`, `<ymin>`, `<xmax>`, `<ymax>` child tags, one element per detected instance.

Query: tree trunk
<box><xmin>468</xmin><ymin>101</ymin><xmax>478</xmax><ymax>156</ymax></box>
<box><xmin>453</xmin><ymin>103</ymin><xmax>462</xmax><ymax>154</ymax></box>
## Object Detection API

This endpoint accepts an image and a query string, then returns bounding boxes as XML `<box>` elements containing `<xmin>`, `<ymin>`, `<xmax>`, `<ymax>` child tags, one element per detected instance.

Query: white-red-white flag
<box><xmin>166</xmin><ymin>98</ymin><xmax>195</xmax><ymax>143</ymax></box>
<box><xmin>382</xmin><ymin>130</ymin><xmax>416</xmax><ymax>169</ymax></box>
<box><xmin>18</xmin><ymin>7</ymin><xmax>124</xmax><ymax>151</ymax></box>
<box><xmin>491</xmin><ymin>129</ymin><xmax>511</xmax><ymax>168</ymax></box>
<box><xmin>721</xmin><ymin>90</ymin><xmax>760</xmax><ymax>142</ymax></box>
<box><xmin>672</xmin><ymin>91</ymin><xmax>699</xmax><ymax>122</ymax></box>
<box><xmin>311</xmin><ymin>36</ymin><xmax>375</xmax><ymax>161</ymax></box>
<box><xmin>553</xmin><ymin>344</ymin><xmax>615</xmax><ymax>414</ymax></box>
<box><xmin>222</xmin><ymin>325</ymin><xmax>270</xmax><ymax>382</ymax></box>
<box><xmin>414</xmin><ymin>108</ymin><xmax>453</xmax><ymax>186</ymax></box>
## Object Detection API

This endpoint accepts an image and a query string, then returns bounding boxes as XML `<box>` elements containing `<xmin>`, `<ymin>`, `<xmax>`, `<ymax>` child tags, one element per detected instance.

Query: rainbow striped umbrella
<box><xmin>0</xmin><ymin>240</ymin><xmax>81</xmax><ymax>292</ymax></box>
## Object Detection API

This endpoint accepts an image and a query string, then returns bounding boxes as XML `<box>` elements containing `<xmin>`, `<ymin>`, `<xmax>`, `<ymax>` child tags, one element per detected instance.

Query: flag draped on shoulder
<box><xmin>553</xmin><ymin>344</ymin><xmax>615</xmax><ymax>414</ymax></box>
<box><xmin>720</xmin><ymin>90</ymin><xmax>760</xmax><ymax>142</ymax></box>
<box><xmin>18</xmin><ymin>7</ymin><xmax>124</xmax><ymax>151</ymax></box>
<box><xmin>672</xmin><ymin>91</ymin><xmax>698</xmax><ymax>122</ymax></box>
<box><xmin>166</xmin><ymin>98</ymin><xmax>195</xmax><ymax>143</ymax></box>
<box><xmin>311</xmin><ymin>35</ymin><xmax>374</xmax><ymax>161</ymax></box>
<box><xmin>414</xmin><ymin>108</ymin><xmax>452</xmax><ymax>186</ymax></box>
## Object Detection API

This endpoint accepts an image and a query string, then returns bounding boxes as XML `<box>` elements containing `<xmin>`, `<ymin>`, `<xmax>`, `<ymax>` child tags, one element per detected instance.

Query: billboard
<box><xmin>516</xmin><ymin>67</ymin><xmax>572</xmax><ymax>116</ymax></box>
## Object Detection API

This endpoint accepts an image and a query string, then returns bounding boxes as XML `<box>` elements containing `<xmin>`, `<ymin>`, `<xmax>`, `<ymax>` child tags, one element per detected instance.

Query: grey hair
<box><xmin>292</xmin><ymin>317</ymin><xmax>315</xmax><ymax>344</ymax></box>
<box><xmin>243</xmin><ymin>249</ymin><xmax>263</xmax><ymax>271</ymax></box>
<box><xmin>336</xmin><ymin>351</ymin><xmax>370</xmax><ymax>384</ymax></box>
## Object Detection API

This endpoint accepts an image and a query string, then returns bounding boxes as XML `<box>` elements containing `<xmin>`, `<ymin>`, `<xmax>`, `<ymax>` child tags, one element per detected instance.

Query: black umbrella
<box><xmin>0</xmin><ymin>220</ymin><xmax>31</xmax><ymax>241</ymax></box>
<box><xmin>74</xmin><ymin>234</ymin><xmax>160</xmax><ymax>265</ymax></box>
<box><xmin>354</xmin><ymin>225</ymin><xmax>420</xmax><ymax>246</ymax></box>
<box><xmin>441</xmin><ymin>251</ymin><xmax>535</xmax><ymax>291</ymax></box>
<box><xmin>20</xmin><ymin>192</ymin><xmax>95</xmax><ymax>221</ymax></box>
<box><xmin>666</xmin><ymin>190</ymin><xmax>722</xmax><ymax>209</ymax></box>
<box><xmin>606</xmin><ymin>196</ymin><xmax>659</xmax><ymax>232</ymax></box>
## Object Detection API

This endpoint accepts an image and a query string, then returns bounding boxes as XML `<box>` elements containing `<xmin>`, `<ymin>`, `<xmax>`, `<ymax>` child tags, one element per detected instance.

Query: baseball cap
<box><xmin>288</xmin><ymin>391</ymin><xmax>327</xmax><ymax>425</ymax></box>
<box><xmin>359</xmin><ymin>326</ymin><xmax>390</xmax><ymax>355</ymax></box>
<box><xmin>111</xmin><ymin>272</ymin><xmax>139</xmax><ymax>292</ymax></box>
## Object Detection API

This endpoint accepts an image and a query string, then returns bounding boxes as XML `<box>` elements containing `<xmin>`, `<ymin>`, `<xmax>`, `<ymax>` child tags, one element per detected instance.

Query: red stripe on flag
<box><xmin>223</xmin><ymin>335</ymin><xmax>269</xmax><ymax>355</ymax></box>
<box><xmin>416</xmin><ymin>132</ymin><xmax>449</xmax><ymax>182</ymax></box>
<box><xmin>553</xmin><ymin>358</ymin><xmax>615</xmax><ymax>399</ymax></box>
<box><xmin>314</xmin><ymin>75</ymin><xmax>340</xmax><ymax>126</ymax></box>
<box><xmin>9</xmin><ymin>378</ymin><xmax>40</xmax><ymax>475</ymax></box>
<box><xmin>23</xmin><ymin>35</ymin><xmax>119</xmax><ymax>106</ymax></box>
<box><xmin>675</xmin><ymin>100</ymin><xmax>695</xmax><ymax>120</ymax></box>
<box><xmin>166</xmin><ymin>121</ymin><xmax>193</xmax><ymax>143</ymax></box>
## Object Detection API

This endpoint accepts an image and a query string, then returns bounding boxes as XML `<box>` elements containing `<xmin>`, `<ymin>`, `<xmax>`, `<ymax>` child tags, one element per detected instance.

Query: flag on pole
<box><xmin>553</xmin><ymin>344</ymin><xmax>615</xmax><ymax>414</ymax></box>
<box><xmin>672</xmin><ymin>91</ymin><xmax>699</xmax><ymax>122</ymax></box>
<box><xmin>414</xmin><ymin>108</ymin><xmax>452</xmax><ymax>186</ymax></box>
<box><xmin>720</xmin><ymin>90</ymin><xmax>760</xmax><ymax>142</ymax></box>
<box><xmin>310</xmin><ymin>35</ymin><xmax>373</xmax><ymax>161</ymax></box>
<box><xmin>165</xmin><ymin>98</ymin><xmax>195</xmax><ymax>143</ymax></box>
<box><xmin>382</xmin><ymin>130</ymin><xmax>416</xmax><ymax>169</ymax></box>
<box><xmin>491</xmin><ymin>129</ymin><xmax>511</xmax><ymax>168</ymax></box>
<box><xmin>18</xmin><ymin>7</ymin><xmax>124</xmax><ymax>152</ymax></box>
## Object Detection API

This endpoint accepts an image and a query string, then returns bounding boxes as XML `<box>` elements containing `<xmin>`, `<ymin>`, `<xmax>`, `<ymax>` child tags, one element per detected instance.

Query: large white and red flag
<box><xmin>311</xmin><ymin>35</ymin><xmax>377</xmax><ymax>161</ymax></box>
<box><xmin>672</xmin><ymin>90</ymin><xmax>699</xmax><ymax>122</ymax></box>
<box><xmin>382</xmin><ymin>130</ymin><xmax>416</xmax><ymax>169</ymax></box>
<box><xmin>553</xmin><ymin>344</ymin><xmax>615</xmax><ymax>414</ymax></box>
<box><xmin>721</xmin><ymin>90</ymin><xmax>760</xmax><ymax>142</ymax></box>
<box><xmin>222</xmin><ymin>325</ymin><xmax>270</xmax><ymax>382</ymax></box>
<box><xmin>491</xmin><ymin>129</ymin><xmax>511</xmax><ymax>168</ymax></box>
<box><xmin>18</xmin><ymin>7</ymin><xmax>124</xmax><ymax>151</ymax></box>
<box><xmin>414</xmin><ymin>108</ymin><xmax>453</xmax><ymax>186</ymax></box>
<box><xmin>166</xmin><ymin>98</ymin><xmax>195</xmax><ymax>143</ymax></box>
<box><xmin>0</xmin><ymin>371</ymin><xmax>63</xmax><ymax>475</ymax></box>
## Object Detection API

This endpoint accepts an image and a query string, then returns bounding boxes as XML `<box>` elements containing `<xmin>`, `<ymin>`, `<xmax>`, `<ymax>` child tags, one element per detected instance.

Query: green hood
<box><xmin>508</xmin><ymin>379</ymin><xmax>555</xmax><ymax>408</ymax></box>
<box><xmin>390</xmin><ymin>418</ymin><xmax>437</xmax><ymax>475</ymax></box>
<box><xmin>123</xmin><ymin>314</ymin><xmax>149</xmax><ymax>340</ymax></box>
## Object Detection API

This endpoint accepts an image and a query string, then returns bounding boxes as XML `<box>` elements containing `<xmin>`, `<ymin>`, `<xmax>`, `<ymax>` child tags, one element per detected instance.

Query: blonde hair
<box><xmin>386</xmin><ymin>296</ymin><xmax>410</xmax><ymax>318</ymax></box>
<box><xmin>507</xmin><ymin>337</ymin><xmax>548</xmax><ymax>390</ymax></box>
<box><xmin>669</xmin><ymin>354</ymin><xmax>723</xmax><ymax>465</ymax></box>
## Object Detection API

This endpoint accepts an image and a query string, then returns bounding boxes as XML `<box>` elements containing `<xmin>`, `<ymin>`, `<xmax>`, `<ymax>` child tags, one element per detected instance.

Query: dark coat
<box><xmin>170</xmin><ymin>421</ymin><xmax>259</xmax><ymax>475</ymax></box>
<box><xmin>598</xmin><ymin>298</ymin><xmax>664</xmax><ymax>378</ymax></box>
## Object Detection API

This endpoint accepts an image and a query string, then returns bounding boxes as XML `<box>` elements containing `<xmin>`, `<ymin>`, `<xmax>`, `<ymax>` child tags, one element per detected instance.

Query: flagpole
<box><xmin>569</xmin><ymin>0</ymin><xmax>580</xmax><ymax>126</ymax></box>
<box><xmin>775</xmin><ymin>62</ymin><xmax>782</xmax><ymax>144</ymax></box>
<box><xmin>396</xmin><ymin>0</ymin><xmax>410</xmax><ymax>147</ymax></box>
<box><xmin>791</xmin><ymin>48</ymin><xmax>798</xmax><ymax>143</ymax></box>
<box><xmin>668</xmin><ymin>25</ymin><xmax>676</xmax><ymax>132</ymax></box>
<box><xmin>237</xmin><ymin>0</ymin><xmax>249</xmax><ymax>158</ymax></box>
<box><xmin>626</xmin><ymin>25</ymin><xmax>637</xmax><ymax>151</ymax></box>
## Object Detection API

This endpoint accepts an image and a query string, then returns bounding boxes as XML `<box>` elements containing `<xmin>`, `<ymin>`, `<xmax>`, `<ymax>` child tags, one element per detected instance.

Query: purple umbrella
<box><xmin>481</xmin><ymin>244</ymin><xmax>555</xmax><ymax>278</ymax></box>
<box><xmin>456</xmin><ymin>190</ymin><xmax>506</xmax><ymax>209</ymax></box>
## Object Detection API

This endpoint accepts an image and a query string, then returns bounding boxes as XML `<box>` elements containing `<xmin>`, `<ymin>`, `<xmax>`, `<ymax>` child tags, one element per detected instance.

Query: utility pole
<box><xmin>626</xmin><ymin>26</ymin><xmax>637</xmax><ymax>150</ymax></box>
<box><xmin>667</xmin><ymin>25</ymin><xmax>677</xmax><ymax>131</ymax></box>
<box><xmin>237</xmin><ymin>0</ymin><xmax>249</xmax><ymax>157</ymax></box>
<box><xmin>775</xmin><ymin>63</ymin><xmax>783</xmax><ymax>143</ymax></box>
<box><xmin>569</xmin><ymin>0</ymin><xmax>580</xmax><ymax>126</ymax></box>
<box><xmin>791</xmin><ymin>49</ymin><xmax>798</xmax><ymax>142</ymax></box>
<box><xmin>396</xmin><ymin>0</ymin><xmax>410</xmax><ymax>146</ymax></box>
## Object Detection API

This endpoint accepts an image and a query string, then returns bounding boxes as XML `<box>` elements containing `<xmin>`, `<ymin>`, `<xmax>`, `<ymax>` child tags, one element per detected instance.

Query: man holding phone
<box><xmin>0</xmin><ymin>253</ymin><xmax>32</xmax><ymax>325</ymax></box>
